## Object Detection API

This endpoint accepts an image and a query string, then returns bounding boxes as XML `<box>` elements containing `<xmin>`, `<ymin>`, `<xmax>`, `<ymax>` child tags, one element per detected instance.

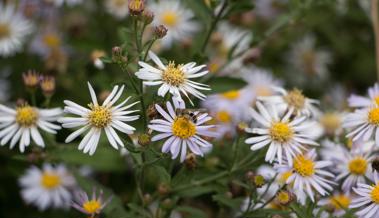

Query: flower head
<box><xmin>348</xmin><ymin>83</ymin><xmax>379</xmax><ymax>108</ymax></box>
<box><xmin>72</xmin><ymin>188</ymin><xmax>112</xmax><ymax>217</ymax></box>
<box><xmin>60</xmin><ymin>82</ymin><xmax>139</xmax><ymax>155</ymax></box>
<box><xmin>351</xmin><ymin>171</ymin><xmax>379</xmax><ymax>218</ymax></box>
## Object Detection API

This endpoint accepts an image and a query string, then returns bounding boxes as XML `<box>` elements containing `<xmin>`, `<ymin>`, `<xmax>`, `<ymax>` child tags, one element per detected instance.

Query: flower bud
<box><xmin>91</xmin><ymin>50</ymin><xmax>106</xmax><ymax>70</ymax></box>
<box><xmin>185</xmin><ymin>153</ymin><xmax>197</xmax><ymax>170</ymax></box>
<box><xmin>138</xmin><ymin>133</ymin><xmax>151</xmax><ymax>147</ymax></box>
<box><xmin>99</xmin><ymin>90</ymin><xmax>111</xmax><ymax>103</ymax></box>
<box><xmin>154</xmin><ymin>25</ymin><xmax>168</xmax><ymax>39</ymax></box>
<box><xmin>112</xmin><ymin>46</ymin><xmax>127</xmax><ymax>64</ymax></box>
<box><xmin>129</xmin><ymin>0</ymin><xmax>145</xmax><ymax>16</ymax></box>
<box><xmin>242</xmin><ymin>47</ymin><xmax>261</xmax><ymax>65</ymax></box>
<box><xmin>274</xmin><ymin>190</ymin><xmax>295</xmax><ymax>206</ymax></box>
<box><xmin>237</xmin><ymin>122</ymin><xmax>248</xmax><ymax>134</ymax></box>
<box><xmin>372</xmin><ymin>156</ymin><xmax>379</xmax><ymax>172</ymax></box>
<box><xmin>157</xmin><ymin>183</ymin><xmax>170</xmax><ymax>196</ymax></box>
<box><xmin>141</xmin><ymin>9</ymin><xmax>154</xmax><ymax>24</ymax></box>
<box><xmin>22</xmin><ymin>70</ymin><xmax>39</xmax><ymax>89</ymax></box>
<box><xmin>40</xmin><ymin>76</ymin><xmax>56</xmax><ymax>97</ymax></box>
<box><xmin>143</xmin><ymin>193</ymin><xmax>152</xmax><ymax>205</ymax></box>
<box><xmin>253</xmin><ymin>175</ymin><xmax>265</xmax><ymax>188</ymax></box>
<box><xmin>161</xmin><ymin>198</ymin><xmax>174</xmax><ymax>209</ymax></box>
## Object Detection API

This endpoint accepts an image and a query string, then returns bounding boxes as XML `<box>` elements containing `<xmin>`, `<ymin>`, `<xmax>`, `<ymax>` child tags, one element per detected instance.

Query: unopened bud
<box><xmin>210</xmin><ymin>32</ymin><xmax>223</xmax><ymax>45</ymax></box>
<box><xmin>157</xmin><ymin>183</ymin><xmax>170</xmax><ymax>196</ymax></box>
<box><xmin>141</xmin><ymin>9</ymin><xmax>154</xmax><ymax>24</ymax></box>
<box><xmin>243</xmin><ymin>47</ymin><xmax>261</xmax><ymax>65</ymax></box>
<box><xmin>185</xmin><ymin>153</ymin><xmax>197</xmax><ymax>170</ymax></box>
<box><xmin>129</xmin><ymin>0</ymin><xmax>145</xmax><ymax>16</ymax></box>
<box><xmin>143</xmin><ymin>193</ymin><xmax>152</xmax><ymax>205</ymax></box>
<box><xmin>229</xmin><ymin>180</ymin><xmax>244</xmax><ymax>197</ymax></box>
<box><xmin>40</xmin><ymin>76</ymin><xmax>56</xmax><ymax>97</ymax></box>
<box><xmin>372</xmin><ymin>156</ymin><xmax>379</xmax><ymax>172</ymax></box>
<box><xmin>138</xmin><ymin>133</ymin><xmax>151</xmax><ymax>147</ymax></box>
<box><xmin>16</xmin><ymin>98</ymin><xmax>27</xmax><ymax>107</ymax></box>
<box><xmin>147</xmin><ymin>103</ymin><xmax>159</xmax><ymax>119</ymax></box>
<box><xmin>237</xmin><ymin>122</ymin><xmax>248</xmax><ymax>134</ymax></box>
<box><xmin>154</xmin><ymin>25</ymin><xmax>168</xmax><ymax>39</ymax></box>
<box><xmin>274</xmin><ymin>190</ymin><xmax>295</xmax><ymax>206</ymax></box>
<box><xmin>22</xmin><ymin>70</ymin><xmax>39</xmax><ymax>89</ymax></box>
<box><xmin>161</xmin><ymin>198</ymin><xmax>173</xmax><ymax>209</ymax></box>
<box><xmin>253</xmin><ymin>175</ymin><xmax>265</xmax><ymax>188</ymax></box>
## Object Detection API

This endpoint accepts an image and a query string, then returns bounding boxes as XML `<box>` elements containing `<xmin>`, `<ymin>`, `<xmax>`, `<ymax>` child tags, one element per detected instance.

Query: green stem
<box><xmin>143</xmin><ymin>39</ymin><xmax>157</xmax><ymax>61</ymax></box>
<box><xmin>172</xmin><ymin>170</ymin><xmax>229</xmax><ymax>192</ymax></box>
<box><xmin>199</xmin><ymin>0</ymin><xmax>228</xmax><ymax>53</ymax></box>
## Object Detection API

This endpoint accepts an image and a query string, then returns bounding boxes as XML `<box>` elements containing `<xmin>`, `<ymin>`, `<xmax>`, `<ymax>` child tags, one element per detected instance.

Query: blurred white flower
<box><xmin>19</xmin><ymin>164</ymin><xmax>76</xmax><ymax>210</ymax></box>
<box><xmin>60</xmin><ymin>82</ymin><xmax>139</xmax><ymax>155</ymax></box>
<box><xmin>351</xmin><ymin>171</ymin><xmax>379</xmax><ymax>218</ymax></box>
<box><xmin>149</xmin><ymin>0</ymin><xmax>199</xmax><ymax>48</ymax></box>
<box><xmin>275</xmin><ymin>149</ymin><xmax>335</xmax><ymax>202</ymax></box>
<box><xmin>0</xmin><ymin>104</ymin><xmax>62</xmax><ymax>152</ymax></box>
<box><xmin>0</xmin><ymin>3</ymin><xmax>33</xmax><ymax>57</ymax></box>
<box><xmin>30</xmin><ymin>28</ymin><xmax>64</xmax><ymax>58</ymax></box>
<box><xmin>254</xmin><ymin>0</ymin><xmax>288</xmax><ymax>20</ymax></box>
<box><xmin>105</xmin><ymin>0</ymin><xmax>129</xmax><ymax>19</ymax></box>
<box><xmin>245</xmin><ymin>101</ymin><xmax>319</xmax><ymax>165</ymax></box>
<box><xmin>317</xmin><ymin>193</ymin><xmax>352</xmax><ymax>217</ymax></box>
<box><xmin>136</xmin><ymin>51</ymin><xmax>210</xmax><ymax>103</ymax></box>
<box><xmin>149</xmin><ymin>100</ymin><xmax>216</xmax><ymax>162</ymax></box>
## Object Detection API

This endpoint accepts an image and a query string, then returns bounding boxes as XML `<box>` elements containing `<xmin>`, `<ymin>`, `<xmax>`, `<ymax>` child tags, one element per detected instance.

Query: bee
<box><xmin>175</xmin><ymin>108</ymin><xmax>207</xmax><ymax>123</ymax></box>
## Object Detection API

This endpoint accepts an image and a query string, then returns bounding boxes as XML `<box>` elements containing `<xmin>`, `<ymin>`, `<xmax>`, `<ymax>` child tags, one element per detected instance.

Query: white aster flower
<box><xmin>343</xmin><ymin>104</ymin><xmax>379</xmax><ymax>146</ymax></box>
<box><xmin>317</xmin><ymin>192</ymin><xmax>352</xmax><ymax>217</ymax></box>
<box><xmin>72</xmin><ymin>188</ymin><xmax>112</xmax><ymax>217</ymax></box>
<box><xmin>351</xmin><ymin>171</ymin><xmax>379</xmax><ymax>218</ymax></box>
<box><xmin>19</xmin><ymin>163</ymin><xmax>76</xmax><ymax>210</ymax></box>
<box><xmin>334</xmin><ymin>148</ymin><xmax>373</xmax><ymax>192</ymax></box>
<box><xmin>0</xmin><ymin>104</ymin><xmax>62</xmax><ymax>152</ymax></box>
<box><xmin>275</xmin><ymin>149</ymin><xmax>335</xmax><ymax>202</ymax></box>
<box><xmin>105</xmin><ymin>0</ymin><xmax>129</xmax><ymax>19</ymax></box>
<box><xmin>136</xmin><ymin>51</ymin><xmax>210</xmax><ymax>102</ymax></box>
<box><xmin>319</xmin><ymin>111</ymin><xmax>344</xmax><ymax>136</ymax></box>
<box><xmin>0</xmin><ymin>3</ymin><xmax>33</xmax><ymax>57</ymax></box>
<box><xmin>149</xmin><ymin>100</ymin><xmax>216</xmax><ymax>162</ymax></box>
<box><xmin>60</xmin><ymin>82</ymin><xmax>139</xmax><ymax>155</ymax></box>
<box><xmin>245</xmin><ymin>101</ymin><xmax>319</xmax><ymax>165</ymax></box>
<box><xmin>149</xmin><ymin>0</ymin><xmax>199</xmax><ymax>48</ymax></box>
<box><xmin>258</xmin><ymin>87</ymin><xmax>320</xmax><ymax>117</ymax></box>
<box><xmin>348</xmin><ymin>83</ymin><xmax>379</xmax><ymax>108</ymax></box>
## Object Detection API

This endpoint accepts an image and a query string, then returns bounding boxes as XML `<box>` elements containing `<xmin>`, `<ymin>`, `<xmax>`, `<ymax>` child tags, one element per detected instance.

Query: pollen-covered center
<box><xmin>0</xmin><ymin>23</ymin><xmax>10</xmax><ymax>39</ymax></box>
<box><xmin>216</xmin><ymin>110</ymin><xmax>231</xmax><ymax>123</ymax></box>
<box><xmin>221</xmin><ymin>90</ymin><xmax>240</xmax><ymax>100</ymax></box>
<box><xmin>330</xmin><ymin>194</ymin><xmax>351</xmax><ymax>210</ymax></box>
<box><xmin>276</xmin><ymin>191</ymin><xmax>290</xmax><ymax>204</ymax></box>
<box><xmin>43</xmin><ymin>33</ymin><xmax>61</xmax><ymax>49</ymax></box>
<box><xmin>320</xmin><ymin>113</ymin><xmax>341</xmax><ymax>133</ymax></box>
<box><xmin>161</xmin><ymin>62</ymin><xmax>185</xmax><ymax>87</ymax></box>
<box><xmin>348</xmin><ymin>156</ymin><xmax>367</xmax><ymax>175</ymax></box>
<box><xmin>41</xmin><ymin>172</ymin><xmax>61</xmax><ymax>189</ymax></box>
<box><xmin>283</xmin><ymin>89</ymin><xmax>305</xmax><ymax>110</ymax></box>
<box><xmin>375</xmin><ymin>96</ymin><xmax>379</xmax><ymax>105</ymax></box>
<box><xmin>368</xmin><ymin>108</ymin><xmax>379</xmax><ymax>125</ymax></box>
<box><xmin>371</xmin><ymin>184</ymin><xmax>379</xmax><ymax>204</ymax></box>
<box><xmin>269</xmin><ymin>122</ymin><xmax>293</xmax><ymax>143</ymax></box>
<box><xmin>89</xmin><ymin>106</ymin><xmax>112</xmax><ymax>128</ymax></box>
<box><xmin>172</xmin><ymin>117</ymin><xmax>196</xmax><ymax>139</ymax></box>
<box><xmin>293</xmin><ymin>155</ymin><xmax>315</xmax><ymax>177</ymax></box>
<box><xmin>16</xmin><ymin>106</ymin><xmax>38</xmax><ymax>127</ymax></box>
<box><xmin>83</xmin><ymin>200</ymin><xmax>101</xmax><ymax>214</ymax></box>
<box><xmin>278</xmin><ymin>171</ymin><xmax>292</xmax><ymax>184</ymax></box>
<box><xmin>161</xmin><ymin>11</ymin><xmax>179</xmax><ymax>27</ymax></box>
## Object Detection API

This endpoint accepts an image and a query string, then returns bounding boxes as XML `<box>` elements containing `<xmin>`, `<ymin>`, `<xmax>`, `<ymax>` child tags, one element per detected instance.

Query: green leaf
<box><xmin>128</xmin><ymin>203</ymin><xmax>152</xmax><ymax>218</ymax></box>
<box><xmin>177</xmin><ymin>185</ymin><xmax>215</xmax><ymax>197</ymax></box>
<box><xmin>175</xmin><ymin>206</ymin><xmax>208</xmax><ymax>218</ymax></box>
<box><xmin>207</xmin><ymin>77</ymin><xmax>247</xmax><ymax>93</ymax></box>
<box><xmin>212</xmin><ymin>194</ymin><xmax>243</xmax><ymax>208</ymax></box>
<box><xmin>152</xmin><ymin>165</ymin><xmax>171</xmax><ymax>183</ymax></box>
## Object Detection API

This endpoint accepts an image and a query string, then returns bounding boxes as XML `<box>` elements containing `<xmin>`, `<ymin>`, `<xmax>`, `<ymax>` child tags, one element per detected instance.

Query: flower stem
<box><xmin>172</xmin><ymin>171</ymin><xmax>229</xmax><ymax>192</ymax></box>
<box><xmin>199</xmin><ymin>0</ymin><xmax>228</xmax><ymax>53</ymax></box>
<box><xmin>372</xmin><ymin>0</ymin><xmax>379</xmax><ymax>81</ymax></box>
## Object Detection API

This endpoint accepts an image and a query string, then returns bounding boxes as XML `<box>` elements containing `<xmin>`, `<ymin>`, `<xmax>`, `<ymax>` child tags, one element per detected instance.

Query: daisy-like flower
<box><xmin>0</xmin><ymin>104</ymin><xmax>62</xmax><ymax>152</ymax></box>
<box><xmin>348</xmin><ymin>83</ymin><xmax>379</xmax><ymax>108</ymax></box>
<box><xmin>317</xmin><ymin>192</ymin><xmax>352</xmax><ymax>217</ymax></box>
<box><xmin>258</xmin><ymin>87</ymin><xmax>320</xmax><ymax>117</ymax></box>
<box><xmin>149</xmin><ymin>100</ymin><xmax>216</xmax><ymax>162</ymax></box>
<box><xmin>72</xmin><ymin>188</ymin><xmax>112</xmax><ymax>218</ymax></box>
<box><xmin>136</xmin><ymin>51</ymin><xmax>210</xmax><ymax>102</ymax></box>
<box><xmin>59</xmin><ymin>82</ymin><xmax>139</xmax><ymax>155</ymax></box>
<box><xmin>343</xmin><ymin>104</ymin><xmax>379</xmax><ymax>146</ymax></box>
<box><xmin>334</xmin><ymin>148</ymin><xmax>373</xmax><ymax>192</ymax></box>
<box><xmin>245</xmin><ymin>101</ymin><xmax>319</xmax><ymax>165</ymax></box>
<box><xmin>0</xmin><ymin>3</ymin><xmax>33</xmax><ymax>57</ymax></box>
<box><xmin>149</xmin><ymin>0</ymin><xmax>199</xmax><ymax>48</ymax></box>
<box><xmin>351</xmin><ymin>171</ymin><xmax>379</xmax><ymax>218</ymax></box>
<box><xmin>319</xmin><ymin>111</ymin><xmax>344</xmax><ymax>136</ymax></box>
<box><xmin>105</xmin><ymin>0</ymin><xmax>129</xmax><ymax>19</ymax></box>
<box><xmin>275</xmin><ymin>149</ymin><xmax>335</xmax><ymax>202</ymax></box>
<box><xmin>19</xmin><ymin>163</ymin><xmax>76</xmax><ymax>210</ymax></box>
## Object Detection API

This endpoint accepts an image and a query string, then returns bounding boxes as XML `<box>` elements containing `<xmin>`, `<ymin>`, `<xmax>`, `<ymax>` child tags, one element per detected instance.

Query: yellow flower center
<box><xmin>161</xmin><ymin>62</ymin><xmax>185</xmax><ymax>87</ymax></box>
<box><xmin>216</xmin><ymin>110</ymin><xmax>231</xmax><ymax>123</ymax></box>
<box><xmin>16</xmin><ymin>106</ymin><xmax>38</xmax><ymax>127</ymax></box>
<box><xmin>374</xmin><ymin>96</ymin><xmax>379</xmax><ymax>105</ymax></box>
<box><xmin>221</xmin><ymin>90</ymin><xmax>240</xmax><ymax>100</ymax></box>
<box><xmin>330</xmin><ymin>194</ymin><xmax>351</xmax><ymax>210</ymax></box>
<box><xmin>276</xmin><ymin>191</ymin><xmax>291</xmax><ymax>205</ymax></box>
<box><xmin>371</xmin><ymin>184</ymin><xmax>379</xmax><ymax>204</ymax></box>
<box><xmin>113</xmin><ymin>0</ymin><xmax>127</xmax><ymax>6</ymax></box>
<box><xmin>283</xmin><ymin>89</ymin><xmax>305</xmax><ymax>110</ymax></box>
<box><xmin>368</xmin><ymin>108</ymin><xmax>379</xmax><ymax>125</ymax></box>
<box><xmin>172</xmin><ymin>117</ymin><xmax>196</xmax><ymax>139</ymax></box>
<box><xmin>208</xmin><ymin>62</ymin><xmax>220</xmax><ymax>74</ymax></box>
<box><xmin>161</xmin><ymin>11</ymin><xmax>178</xmax><ymax>27</ymax></box>
<box><xmin>0</xmin><ymin>23</ymin><xmax>10</xmax><ymax>39</ymax></box>
<box><xmin>88</xmin><ymin>106</ymin><xmax>112</xmax><ymax>128</ymax></box>
<box><xmin>278</xmin><ymin>171</ymin><xmax>292</xmax><ymax>184</ymax></box>
<box><xmin>43</xmin><ymin>33</ymin><xmax>61</xmax><ymax>49</ymax></box>
<box><xmin>269</xmin><ymin>122</ymin><xmax>293</xmax><ymax>143</ymax></box>
<box><xmin>41</xmin><ymin>172</ymin><xmax>61</xmax><ymax>189</ymax></box>
<box><xmin>293</xmin><ymin>155</ymin><xmax>315</xmax><ymax>177</ymax></box>
<box><xmin>83</xmin><ymin>200</ymin><xmax>101</xmax><ymax>214</ymax></box>
<box><xmin>320</xmin><ymin>113</ymin><xmax>341</xmax><ymax>134</ymax></box>
<box><xmin>348</xmin><ymin>157</ymin><xmax>367</xmax><ymax>175</ymax></box>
